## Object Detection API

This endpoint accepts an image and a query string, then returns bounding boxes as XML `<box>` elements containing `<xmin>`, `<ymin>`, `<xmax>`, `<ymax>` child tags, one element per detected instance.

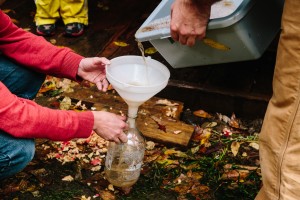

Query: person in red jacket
<box><xmin>0</xmin><ymin>10</ymin><xmax>128</xmax><ymax>179</ymax></box>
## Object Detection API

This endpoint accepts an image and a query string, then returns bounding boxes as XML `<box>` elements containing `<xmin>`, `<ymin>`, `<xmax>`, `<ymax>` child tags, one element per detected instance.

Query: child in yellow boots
<box><xmin>35</xmin><ymin>0</ymin><xmax>88</xmax><ymax>37</ymax></box>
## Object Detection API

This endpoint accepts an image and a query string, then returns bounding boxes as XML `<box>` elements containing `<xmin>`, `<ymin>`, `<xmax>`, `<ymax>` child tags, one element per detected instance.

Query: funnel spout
<box><xmin>128</xmin><ymin>105</ymin><xmax>139</xmax><ymax>119</ymax></box>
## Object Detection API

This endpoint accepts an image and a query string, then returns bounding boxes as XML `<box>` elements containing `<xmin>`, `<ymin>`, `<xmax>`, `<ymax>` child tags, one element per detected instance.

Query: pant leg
<box><xmin>60</xmin><ymin>0</ymin><xmax>88</xmax><ymax>25</ymax></box>
<box><xmin>0</xmin><ymin>55</ymin><xmax>45</xmax><ymax>179</ymax></box>
<box><xmin>34</xmin><ymin>0</ymin><xmax>61</xmax><ymax>25</ymax></box>
<box><xmin>256</xmin><ymin>0</ymin><xmax>300</xmax><ymax>199</ymax></box>
<box><xmin>0</xmin><ymin>132</ymin><xmax>35</xmax><ymax>179</ymax></box>
<box><xmin>0</xmin><ymin>55</ymin><xmax>46</xmax><ymax>99</ymax></box>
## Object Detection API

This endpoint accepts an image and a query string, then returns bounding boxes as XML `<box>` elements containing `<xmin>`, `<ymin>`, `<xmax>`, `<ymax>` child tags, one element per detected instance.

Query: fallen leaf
<box><xmin>203</xmin><ymin>38</ymin><xmax>230</xmax><ymax>51</ymax></box>
<box><xmin>190</xmin><ymin>184</ymin><xmax>210</xmax><ymax>196</ymax></box>
<box><xmin>217</xmin><ymin>113</ymin><xmax>231</xmax><ymax>123</ymax></box>
<box><xmin>201</xmin><ymin>121</ymin><xmax>217</xmax><ymax>128</ymax></box>
<box><xmin>165</xmin><ymin>106</ymin><xmax>178</xmax><ymax>118</ymax></box>
<box><xmin>224</xmin><ymin>164</ymin><xmax>258</xmax><ymax>171</ymax></box>
<box><xmin>59</xmin><ymin>96</ymin><xmax>72</xmax><ymax>110</ymax></box>
<box><xmin>156</xmin><ymin>99</ymin><xmax>179</xmax><ymax>106</ymax></box>
<box><xmin>99</xmin><ymin>190</ymin><xmax>116</xmax><ymax>200</ymax></box>
<box><xmin>242</xmin><ymin>152</ymin><xmax>248</xmax><ymax>157</ymax></box>
<box><xmin>201</xmin><ymin>129</ymin><xmax>212</xmax><ymax>146</ymax></box>
<box><xmin>180</xmin><ymin>162</ymin><xmax>200</xmax><ymax>170</ymax></box>
<box><xmin>107</xmin><ymin>84</ymin><xmax>114</xmax><ymax>90</ymax></box>
<box><xmin>2</xmin><ymin>9</ymin><xmax>16</xmax><ymax>14</ymax></box>
<box><xmin>50</xmin><ymin>39</ymin><xmax>57</xmax><ymax>44</ymax></box>
<box><xmin>145</xmin><ymin>47</ymin><xmax>157</xmax><ymax>54</ymax></box>
<box><xmin>221</xmin><ymin>169</ymin><xmax>249</xmax><ymax>181</ymax></box>
<box><xmin>249</xmin><ymin>142</ymin><xmax>259</xmax><ymax>150</ymax></box>
<box><xmin>164</xmin><ymin>149</ymin><xmax>187</xmax><ymax>158</ymax></box>
<box><xmin>231</xmin><ymin>141</ymin><xmax>240</xmax><ymax>157</ymax></box>
<box><xmin>23</xmin><ymin>28</ymin><xmax>31</xmax><ymax>32</ymax></box>
<box><xmin>80</xmin><ymin>195</ymin><xmax>91</xmax><ymax>200</ymax></box>
<box><xmin>39</xmin><ymin>80</ymin><xmax>56</xmax><ymax>93</ymax></box>
<box><xmin>156</xmin><ymin>155</ymin><xmax>179</xmax><ymax>166</ymax></box>
<box><xmin>145</xmin><ymin>141</ymin><xmax>155</xmax><ymax>150</ymax></box>
<box><xmin>10</xmin><ymin>18</ymin><xmax>19</xmax><ymax>24</ymax></box>
<box><xmin>173</xmin><ymin>130</ymin><xmax>182</xmax><ymax>134</ymax></box>
<box><xmin>113</xmin><ymin>41</ymin><xmax>129</xmax><ymax>47</ymax></box>
<box><xmin>193</xmin><ymin>110</ymin><xmax>212</xmax><ymax>118</ymax></box>
<box><xmin>62</xmin><ymin>175</ymin><xmax>74</xmax><ymax>182</ymax></box>
<box><xmin>229</xmin><ymin>113</ymin><xmax>240</xmax><ymax>128</ymax></box>
<box><xmin>108</xmin><ymin>184</ymin><xmax>114</xmax><ymax>191</ymax></box>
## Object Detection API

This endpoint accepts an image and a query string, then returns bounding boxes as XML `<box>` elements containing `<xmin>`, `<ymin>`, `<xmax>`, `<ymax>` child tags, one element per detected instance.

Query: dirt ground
<box><xmin>0</xmin><ymin>79</ymin><xmax>263</xmax><ymax>200</ymax></box>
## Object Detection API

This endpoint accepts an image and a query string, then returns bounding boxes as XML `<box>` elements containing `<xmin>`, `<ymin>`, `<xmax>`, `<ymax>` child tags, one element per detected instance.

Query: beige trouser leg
<box><xmin>256</xmin><ymin>0</ymin><xmax>300</xmax><ymax>199</ymax></box>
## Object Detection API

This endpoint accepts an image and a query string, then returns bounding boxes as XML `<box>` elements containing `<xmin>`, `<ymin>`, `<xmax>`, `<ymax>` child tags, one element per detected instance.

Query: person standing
<box><xmin>170</xmin><ymin>0</ymin><xmax>300</xmax><ymax>199</ymax></box>
<box><xmin>35</xmin><ymin>0</ymin><xmax>88</xmax><ymax>37</ymax></box>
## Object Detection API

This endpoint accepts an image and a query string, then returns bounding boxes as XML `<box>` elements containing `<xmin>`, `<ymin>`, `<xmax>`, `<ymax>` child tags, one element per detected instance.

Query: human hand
<box><xmin>170</xmin><ymin>0</ymin><xmax>213</xmax><ymax>46</ymax></box>
<box><xmin>77</xmin><ymin>57</ymin><xmax>111</xmax><ymax>92</ymax></box>
<box><xmin>92</xmin><ymin>111</ymin><xmax>129</xmax><ymax>143</ymax></box>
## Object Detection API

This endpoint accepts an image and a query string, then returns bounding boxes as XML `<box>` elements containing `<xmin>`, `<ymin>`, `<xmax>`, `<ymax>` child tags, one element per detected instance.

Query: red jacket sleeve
<box><xmin>0</xmin><ymin>82</ymin><xmax>93</xmax><ymax>140</ymax></box>
<box><xmin>0</xmin><ymin>10</ymin><xmax>94</xmax><ymax>140</ymax></box>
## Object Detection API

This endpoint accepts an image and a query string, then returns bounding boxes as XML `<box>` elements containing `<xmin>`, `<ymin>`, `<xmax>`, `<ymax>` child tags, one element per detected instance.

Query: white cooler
<box><xmin>135</xmin><ymin>0</ymin><xmax>284</xmax><ymax>68</ymax></box>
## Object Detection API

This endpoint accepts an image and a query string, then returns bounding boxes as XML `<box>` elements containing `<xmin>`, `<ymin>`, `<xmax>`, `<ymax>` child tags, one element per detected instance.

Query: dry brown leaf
<box><xmin>107</xmin><ymin>84</ymin><xmax>114</xmax><ymax>90</ymax></box>
<box><xmin>249</xmin><ymin>142</ymin><xmax>259</xmax><ymax>150</ymax></box>
<box><xmin>221</xmin><ymin>169</ymin><xmax>250</xmax><ymax>181</ymax></box>
<box><xmin>193</xmin><ymin>128</ymin><xmax>212</xmax><ymax>146</ymax></box>
<box><xmin>190</xmin><ymin>183</ymin><xmax>210</xmax><ymax>196</ymax></box>
<box><xmin>193</xmin><ymin>109</ymin><xmax>212</xmax><ymax>118</ymax></box>
<box><xmin>224</xmin><ymin>163</ymin><xmax>258</xmax><ymax>171</ymax></box>
<box><xmin>2</xmin><ymin>9</ymin><xmax>15</xmax><ymax>14</ymax></box>
<box><xmin>231</xmin><ymin>141</ymin><xmax>240</xmax><ymax>157</ymax></box>
<box><xmin>229</xmin><ymin>113</ymin><xmax>240</xmax><ymax>128</ymax></box>
<box><xmin>62</xmin><ymin>175</ymin><xmax>74</xmax><ymax>182</ymax></box>
<box><xmin>10</xmin><ymin>18</ymin><xmax>19</xmax><ymax>24</ymax></box>
<box><xmin>100</xmin><ymin>190</ymin><xmax>116</xmax><ymax>200</ymax></box>
<box><xmin>164</xmin><ymin>149</ymin><xmax>187</xmax><ymax>158</ymax></box>
<box><xmin>155</xmin><ymin>99</ymin><xmax>179</xmax><ymax>106</ymax></box>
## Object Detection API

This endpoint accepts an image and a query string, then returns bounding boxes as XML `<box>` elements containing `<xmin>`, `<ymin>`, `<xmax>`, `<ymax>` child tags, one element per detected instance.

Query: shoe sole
<box><xmin>36</xmin><ymin>29</ymin><xmax>55</xmax><ymax>37</ymax></box>
<box><xmin>64</xmin><ymin>29</ymin><xmax>84</xmax><ymax>37</ymax></box>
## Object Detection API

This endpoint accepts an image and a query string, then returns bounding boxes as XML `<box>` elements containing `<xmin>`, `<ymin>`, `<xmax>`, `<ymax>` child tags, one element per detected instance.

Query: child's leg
<box><xmin>0</xmin><ymin>55</ymin><xmax>45</xmax><ymax>179</ymax></box>
<box><xmin>60</xmin><ymin>0</ymin><xmax>88</xmax><ymax>25</ymax></box>
<box><xmin>34</xmin><ymin>0</ymin><xmax>61</xmax><ymax>26</ymax></box>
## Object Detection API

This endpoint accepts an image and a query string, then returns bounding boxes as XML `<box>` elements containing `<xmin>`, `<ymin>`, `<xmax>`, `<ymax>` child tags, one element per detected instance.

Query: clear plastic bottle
<box><xmin>104</xmin><ymin>117</ymin><xmax>145</xmax><ymax>188</ymax></box>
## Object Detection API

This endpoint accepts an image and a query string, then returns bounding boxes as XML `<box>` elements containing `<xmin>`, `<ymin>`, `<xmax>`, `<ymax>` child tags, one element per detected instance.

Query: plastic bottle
<box><xmin>104</xmin><ymin>117</ymin><xmax>145</xmax><ymax>188</ymax></box>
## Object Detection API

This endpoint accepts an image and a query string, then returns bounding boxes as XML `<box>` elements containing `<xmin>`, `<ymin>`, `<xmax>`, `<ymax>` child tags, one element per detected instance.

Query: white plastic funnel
<box><xmin>106</xmin><ymin>55</ymin><xmax>170</xmax><ymax>118</ymax></box>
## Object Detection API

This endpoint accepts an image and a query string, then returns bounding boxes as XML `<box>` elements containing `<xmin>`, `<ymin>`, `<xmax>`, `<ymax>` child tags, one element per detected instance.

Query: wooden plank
<box><xmin>36</xmin><ymin>83</ymin><xmax>194</xmax><ymax>147</ymax></box>
<box><xmin>136</xmin><ymin>113</ymin><xmax>194</xmax><ymax>147</ymax></box>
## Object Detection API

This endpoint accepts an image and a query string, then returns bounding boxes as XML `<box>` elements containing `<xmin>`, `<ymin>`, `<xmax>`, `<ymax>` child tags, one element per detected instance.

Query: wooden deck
<box><xmin>1</xmin><ymin>0</ymin><xmax>277</xmax><ymax>118</ymax></box>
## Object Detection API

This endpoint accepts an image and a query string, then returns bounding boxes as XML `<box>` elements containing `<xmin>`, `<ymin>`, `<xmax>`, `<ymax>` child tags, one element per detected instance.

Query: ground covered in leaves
<box><xmin>0</xmin><ymin>77</ymin><xmax>263</xmax><ymax>200</ymax></box>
